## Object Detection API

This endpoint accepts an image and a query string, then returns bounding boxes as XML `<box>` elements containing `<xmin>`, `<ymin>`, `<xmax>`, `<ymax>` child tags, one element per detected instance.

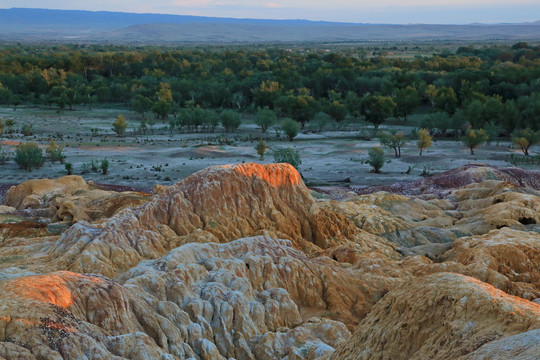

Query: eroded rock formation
<box><xmin>0</xmin><ymin>163</ymin><xmax>539</xmax><ymax>359</ymax></box>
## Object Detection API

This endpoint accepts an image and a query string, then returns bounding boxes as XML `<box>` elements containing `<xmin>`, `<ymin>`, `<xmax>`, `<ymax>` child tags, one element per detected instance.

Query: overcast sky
<box><xmin>2</xmin><ymin>0</ymin><xmax>540</xmax><ymax>24</ymax></box>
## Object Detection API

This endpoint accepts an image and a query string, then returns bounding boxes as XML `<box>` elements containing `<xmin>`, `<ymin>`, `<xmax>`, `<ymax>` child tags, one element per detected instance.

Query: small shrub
<box><xmin>255</xmin><ymin>139</ymin><xmax>267</xmax><ymax>160</ymax></box>
<box><xmin>367</xmin><ymin>147</ymin><xmax>384</xmax><ymax>173</ymax></box>
<box><xmin>46</xmin><ymin>140</ymin><xmax>66</xmax><ymax>163</ymax></box>
<box><xmin>281</xmin><ymin>118</ymin><xmax>299</xmax><ymax>142</ymax></box>
<box><xmin>112</xmin><ymin>115</ymin><xmax>127</xmax><ymax>137</ymax></box>
<box><xmin>5</xmin><ymin>119</ymin><xmax>14</xmax><ymax>134</ymax></box>
<box><xmin>21</xmin><ymin>124</ymin><xmax>33</xmax><ymax>136</ymax></box>
<box><xmin>80</xmin><ymin>162</ymin><xmax>92</xmax><ymax>174</ymax></box>
<box><xmin>273</xmin><ymin>147</ymin><xmax>301</xmax><ymax>169</ymax></box>
<box><xmin>14</xmin><ymin>142</ymin><xmax>44</xmax><ymax>171</ymax></box>
<box><xmin>0</xmin><ymin>146</ymin><xmax>11</xmax><ymax>163</ymax></box>
<box><xmin>100</xmin><ymin>159</ymin><xmax>109</xmax><ymax>175</ymax></box>
<box><xmin>65</xmin><ymin>162</ymin><xmax>73</xmax><ymax>175</ymax></box>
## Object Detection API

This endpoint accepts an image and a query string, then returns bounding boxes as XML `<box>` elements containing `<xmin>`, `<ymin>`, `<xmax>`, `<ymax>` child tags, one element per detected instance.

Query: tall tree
<box><xmin>361</xmin><ymin>95</ymin><xmax>396</xmax><ymax>130</ymax></box>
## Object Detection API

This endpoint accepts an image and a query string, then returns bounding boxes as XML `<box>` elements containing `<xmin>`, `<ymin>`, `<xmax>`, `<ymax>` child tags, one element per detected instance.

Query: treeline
<box><xmin>0</xmin><ymin>42</ymin><xmax>539</xmax><ymax>133</ymax></box>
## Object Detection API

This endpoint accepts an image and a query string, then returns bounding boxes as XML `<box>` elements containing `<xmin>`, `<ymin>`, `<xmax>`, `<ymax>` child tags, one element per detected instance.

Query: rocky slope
<box><xmin>0</xmin><ymin>163</ymin><xmax>539</xmax><ymax>359</ymax></box>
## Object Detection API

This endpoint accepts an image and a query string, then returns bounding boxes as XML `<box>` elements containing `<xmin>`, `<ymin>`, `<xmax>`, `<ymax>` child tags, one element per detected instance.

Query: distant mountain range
<box><xmin>0</xmin><ymin>8</ymin><xmax>539</xmax><ymax>43</ymax></box>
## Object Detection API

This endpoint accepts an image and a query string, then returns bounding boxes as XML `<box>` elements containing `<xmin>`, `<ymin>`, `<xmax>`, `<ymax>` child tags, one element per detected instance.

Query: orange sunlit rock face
<box><xmin>6</xmin><ymin>272</ymin><xmax>104</xmax><ymax>309</ymax></box>
<box><xmin>226</xmin><ymin>163</ymin><xmax>302</xmax><ymax>187</ymax></box>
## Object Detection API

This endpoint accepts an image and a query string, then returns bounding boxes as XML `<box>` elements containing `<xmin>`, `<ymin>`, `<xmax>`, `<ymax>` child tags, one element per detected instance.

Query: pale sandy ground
<box><xmin>0</xmin><ymin>106</ymin><xmax>536</xmax><ymax>193</ymax></box>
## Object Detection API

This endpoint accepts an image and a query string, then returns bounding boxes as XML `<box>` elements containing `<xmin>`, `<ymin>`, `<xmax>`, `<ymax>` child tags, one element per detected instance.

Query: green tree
<box><xmin>367</xmin><ymin>147</ymin><xmax>385</xmax><ymax>173</ymax></box>
<box><xmin>253</xmin><ymin>80</ymin><xmax>282</xmax><ymax>109</ymax></box>
<box><xmin>378</xmin><ymin>130</ymin><xmax>407</xmax><ymax>158</ymax></box>
<box><xmin>417</xmin><ymin>128</ymin><xmax>432</xmax><ymax>156</ymax></box>
<box><xmin>361</xmin><ymin>95</ymin><xmax>396</xmax><ymax>130</ymax></box>
<box><xmin>255</xmin><ymin>106</ymin><xmax>277</xmax><ymax>133</ymax></box>
<box><xmin>14</xmin><ymin>142</ymin><xmax>45</xmax><ymax>172</ymax></box>
<box><xmin>278</xmin><ymin>89</ymin><xmax>319</xmax><ymax>128</ymax></box>
<box><xmin>425</xmin><ymin>84</ymin><xmax>438</xmax><ymax>108</ymax></box>
<box><xmin>152</xmin><ymin>83</ymin><xmax>173</xmax><ymax>120</ymax></box>
<box><xmin>344</xmin><ymin>91</ymin><xmax>362</xmax><ymax>119</ymax></box>
<box><xmin>462</xmin><ymin>128</ymin><xmax>489</xmax><ymax>155</ymax></box>
<box><xmin>131</xmin><ymin>94</ymin><xmax>153</xmax><ymax>119</ymax></box>
<box><xmin>112</xmin><ymin>115</ymin><xmax>127</xmax><ymax>137</ymax></box>
<box><xmin>220</xmin><ymin>110</ymin><xmax>242</xmax><ymax>132</ymax></box>
<box><xmin>512</xmin><ymin>128</ymin><xmax>540</xmax><ymax>156</ymax></box>
<box><xmin>281</xmin><ymin>118</ymin><xmax>300</xmax><ymax>142</ymax></box>
<box><xmin>434</xmin><ymin>87</ymin><xmax>458</xmax><ymax>115</ymax></box>
<box><xmin>325</xmin><ymin>100</ymin><xmax>348</xmax><ymax>122</ymax></box>
<box><xmin>393</xmin><ymin>86</ymin><xmax>420</xmax><ymax>122</ymax></box>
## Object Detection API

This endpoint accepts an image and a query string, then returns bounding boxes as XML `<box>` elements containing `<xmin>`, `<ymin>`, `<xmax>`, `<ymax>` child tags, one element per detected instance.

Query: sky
<box><xmin>2</xmin><ymin>0</ymin><xmax>540</xmax><ymax>24</ymax></box>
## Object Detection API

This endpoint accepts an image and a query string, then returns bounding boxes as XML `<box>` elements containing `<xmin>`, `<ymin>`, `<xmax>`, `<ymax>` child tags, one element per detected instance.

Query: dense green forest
<box><xmin>0</xmin><ymin>42</ymin><xmax>539</xmax><ymax>135</ymax></box>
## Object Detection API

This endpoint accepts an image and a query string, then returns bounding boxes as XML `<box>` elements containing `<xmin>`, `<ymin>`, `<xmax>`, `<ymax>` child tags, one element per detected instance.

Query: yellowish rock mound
<box><xmin>47</xmin><ymin>163</ymin><xmax>394</xmax><ymax>277</ymax></box>
<box><xmin>331</xmin><ymin>272</ymin><xmax>540</xmax><ymax>360</ymax></box>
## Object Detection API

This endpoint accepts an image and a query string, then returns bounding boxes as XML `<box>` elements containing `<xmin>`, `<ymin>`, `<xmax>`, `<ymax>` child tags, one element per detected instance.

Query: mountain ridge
<box><xmin>1</xmin><ymin>8</ymin><xmax>539</xmax><ymax>43</ymax></box>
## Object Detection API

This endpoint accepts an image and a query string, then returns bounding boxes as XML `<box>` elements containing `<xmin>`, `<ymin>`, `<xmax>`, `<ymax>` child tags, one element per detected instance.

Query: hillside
<box><xmin>0</xmin><ymin>8</ymin><xmax>539</xmax><ymax>43</ymax></box>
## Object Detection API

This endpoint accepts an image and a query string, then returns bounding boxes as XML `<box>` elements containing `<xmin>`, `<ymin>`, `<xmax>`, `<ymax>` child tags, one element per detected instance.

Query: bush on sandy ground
<box><xmin>14</xmin><ymin>142</ymin><xmax>44</xmax><ymax>172</ymax></box>
<box><xmin>273</xmin><ymin>147</ymin><xmax>301</xmax><ymax>169</ymax></box>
